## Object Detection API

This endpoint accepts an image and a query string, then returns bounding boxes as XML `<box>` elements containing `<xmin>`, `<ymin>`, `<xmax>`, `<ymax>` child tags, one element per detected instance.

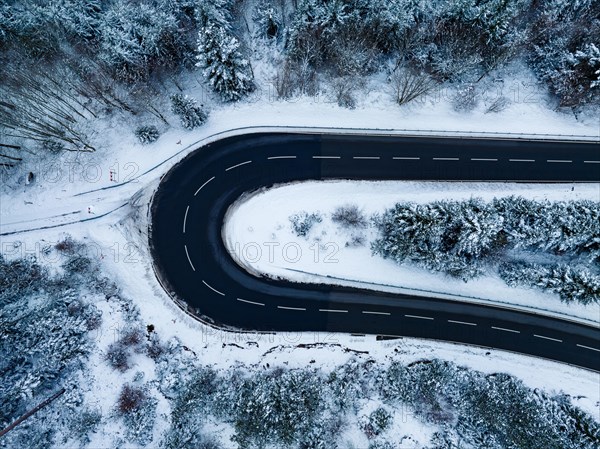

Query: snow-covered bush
<box><xmin>105</xmin><ymin>341</ymin><xmax>132</xmax><ymax>372</ymax></box>
<box><xmin>499</xmin><ymin>262</ymin><xmax>600</xmax><ymax>304</ymax></box>
<box><xmin>452</xmin><ymin>84</ymin><xmax>479</xmax><ymax>112</ymax></box>
<box><xmin>170</xmin><ymin>94</ymin><xmax>208</xmax><ymax>130</ymax></box>
<box><xmin>485</xmin><ymin>95</ymin><xmax>511</xmax><ymax>113</ymax></box>
<box><xmin>116</xmin><ymin>383</ymin><xmax>158</xmax><ymax>446</ymax></box>
<box><xmin>196</xmin><ymin>24</ymin><xmax>254</xmax><ymax>101</ymax></box>
<box><xmin>135</xmin><ymin>125</ymin><xmax>160</xmax><ymax>144</ymax></box>
<box><xmin>331</xmin><ymin>204</ymin><xmax>367</xmax><ymax>229</ymax></box>
<box><xmin>289</xmin><ymin>211</ymin><xmax>323</xmax><ymax>237</ymax></box>
<box><xmin>361</xmin><ymin>407</ymin><xmax>392</xmax><ymax>438</ymax></box>
<box><xmin>390</xmin><ymin>66</ymin><xmax>436</xmax><ymax>106</ymax></box>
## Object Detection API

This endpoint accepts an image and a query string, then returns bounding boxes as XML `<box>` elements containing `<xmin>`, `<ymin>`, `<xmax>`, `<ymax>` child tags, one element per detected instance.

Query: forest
<box><xmin>0</xmin><ymin>0</ymin><xmax>598</xmax><ymax>165</ymax></box>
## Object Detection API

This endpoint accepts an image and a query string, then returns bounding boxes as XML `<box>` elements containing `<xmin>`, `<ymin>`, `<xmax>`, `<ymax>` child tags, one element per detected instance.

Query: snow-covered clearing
<box><xmin>224</xmin><ymin>180</ymin><xmax>600</xmax><ymax>325</ymax></box>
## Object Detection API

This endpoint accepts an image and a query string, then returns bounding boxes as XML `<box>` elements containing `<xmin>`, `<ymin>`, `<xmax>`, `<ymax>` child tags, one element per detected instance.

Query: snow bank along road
<box><xmin>149</xmin><ymin>133</ymin><xmax>600</xmax><ymax>371</ymax></box>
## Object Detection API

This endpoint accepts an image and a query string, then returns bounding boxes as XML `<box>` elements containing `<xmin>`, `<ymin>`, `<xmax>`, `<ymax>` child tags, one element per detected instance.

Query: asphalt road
<box><xmin>149</xmin><ymin>133</ymin><xmax>600</xmax><ymax>371</ymax></box>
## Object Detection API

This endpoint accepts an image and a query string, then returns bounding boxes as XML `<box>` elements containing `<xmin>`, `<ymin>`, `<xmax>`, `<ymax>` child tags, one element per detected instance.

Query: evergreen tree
<box><xmin>170</xmin><ymin>94</ymin><xmax>208</xmax><ymax>129</ymax></box>
<box><xmin>196</xmin><ymin>24</ymin><xmax>254</xmax><ymax>101</ymax></box>
<box><xmin>253</xmin><ymin>1</ymin><xmax>281</xmax><ymax>40</ymax></box>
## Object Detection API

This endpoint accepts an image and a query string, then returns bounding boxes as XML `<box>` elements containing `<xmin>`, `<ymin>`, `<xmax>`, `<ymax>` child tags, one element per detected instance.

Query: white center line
<box><xmin>534</xmin><ymin>334</ymin><xmax>562</xmax><ymax>343</ymax></box>
<box><xmin>313</xmin><ymin>155</ymin><xmax>341</xmax><ymax>159</ymax></box>
<box><xmin>547</xmin><ymin>159</ymin><xmax>572</xmax><ymax>163</ymax></box>
<box><xmin>268</xmin><ymin>155</ymin><xmax>297</xmax><ymax>160</ymax></box>
<box><xmin>448</xmin><ymin>319</ymin><xmax>477</xmax><ymax>326</ymax></box>
<box><xmin>509</xmin><ymin>159</ymin><xmax>535</xmax><ymax>162</ymax></box>
<box><xmin>319</xmin><ymin>308</ymin><xmax>348</xmax><ymax>313</ymax></box>
<box><xmin>183</xmin><ymin>205</ymin><xmax>190</xmax><ymax>233</ymax></box>
<box><xmin>202</xmin><ymin>280</ymin><xmax>225</xmax><ymax>296</ymax></box>
<box><xmin>194</xmin><ymin>176</ymin><xmax>215</xmax><ymax>196</ymax></box>
<box><xmin>491</xmin><ymin>326</ymin><xmax>520</xmax><ymax>333</ymax></box>
<box><xmin>471</xmin><ymin>158</ymin><xmax>498</xmax><ymax>162</ymax></box>
<box><xmin>362</xmin><ymin>310</ymin><xmax>391</xmax><ymax>316</ymax></box>
<box><xmin>584</xmin><ymin>160</ymin><xmax>600</xmax><ymax>164</ymax></box>
<box><xmin>278</xmin><ymin>305</ymin><xmax>306</xmax><ymax>311</ymax></box>
<box><xmin>393</xmin><ymin>156</ymin><xmax>420</xmax><ymax>160</ymax></box>
<box><xmin>577</xmin><ymin>344</ymin><xmax>600</xmax><ymax>352</ymax></box>
<box><xmin>237</xmin><ymin>298</ymin><xmax>265</xmax><ymax>306</ymax></box>
<box><xmin>433</xmin><ymin>157</ymin><xmax>459</xmax><ymax>161</ymax></box>
<box><xmin>405</xmin><ymin>314</ymin><xmax>434</xmax><ymax>320</ymax></box>
<box><xmin>353</xmin><ymin>156</ymin><xmax>380</xmax><ymax>160</ymax></box>
<box><xmin>225</xmin><ymin>160</ymin><xmax>252</xmax><ymax>171</ymax></box>
<box><xmin>184</xmin><ymin>245</ymin><xmax>195</xmax><ymax>271</ymax></box>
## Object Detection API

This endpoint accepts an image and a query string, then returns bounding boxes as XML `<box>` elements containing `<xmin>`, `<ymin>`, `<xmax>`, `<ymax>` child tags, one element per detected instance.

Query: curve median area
<box><xmin>149</xmin><ymin>132</ymin><xmax>600</xmax><ymax>371</ymax></box>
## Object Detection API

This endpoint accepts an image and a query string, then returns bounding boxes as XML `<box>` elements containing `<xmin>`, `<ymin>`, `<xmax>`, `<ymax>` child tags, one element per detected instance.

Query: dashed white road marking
<box><xmin>509</xmin><ymin>159</ymin><xmax>535</xmax><ymax>162</ymax></box>
<box><xmin>577</xmin><ymin>344</ymin><xmax>600</xmax><ymax>352</ymax></box>
<box><xmin>225</xmin><ymin>160</ymin><xmax>252</xmax><ymax>171</ymax></box>
<box><xmin>393</xmin><ymin>156</ymin><xmax>420</xmax><ymax>160</ymax></box>
<box><xmin>433</xmin><ymin>157</ymin><xmax>459</xmax><ymax>161</ymax></box>
<box><xmin>534</xmin><ymin>334</ymin><xmax>563</xmax><ymax>343</ymax></box>
<box><xmin>471</xmin><ymin>158</ymin><xmax>498</xmax><ymax>162</ymax></box>
<box><xmin>405</xmin><ymin>314</ymin><xmax>434</xmax><ymax>320</ymax></box>
<box><xmin>184</xmin><ymin>245</ymin><xmax>195</xmax><ymax>271</ymax></box>
<box><xmin>362</xmin><ymin>310</ymin><xmax>391</xmax><ymax>316</ymax></box>
<box><xmin>183</xmin><ymin>205</ymin><xmax>190</xmax><ymax>233</ymax></box>
<box><xmin>237</xmin><ymin>298</ymin><xmax>265</xmax><ymax>306</ymax></box>
<box><xmin>491</xmin><ymin>326</ymin><xmax>520</xmax><ymax>333</ymax></box>
<box><xmin>194</xmin><ymin>176</ymin><xmax>215</xmax><ymax>196</ymax></box>
<box><xmin>278</xmin><ymin>305</ymin><xmax>306</xmax><ymax>311</ymax></box>
<box><xmin>313</xmin><ymin>155</ymin><xmax>341</xmax><ymax>159</ymax></box>
<box><xmin>268</xmin><ymin>155</ymin><xmax>297</xmax><ymax>160</ymax></box>
<box><xmin>319</xmin><ymin>308</ymin><xmax>348</xmax><ymax>313</ymax></box>
<box><xmin>547</xmin><ymin>159</ymin><xmax>572</xmax><ymax>163</ymax></box>
<box><xmin>202</xmin><ymin>280</ymin><xmax>225</xmax><ymax>296</ymax></box>
<box><xmin>448</xmin><ymin>319</ymin><xmax>477</xmax><ymax>326</ymax></box>
<box><xmin>353</xmin><ymin>156</ymin><xmax>380</xmax><ymax>160</ymax></box>
<box><xmin>584</xmin><ymin>160</ymin><xmax>600</xmax><ymax>164</ymax></box>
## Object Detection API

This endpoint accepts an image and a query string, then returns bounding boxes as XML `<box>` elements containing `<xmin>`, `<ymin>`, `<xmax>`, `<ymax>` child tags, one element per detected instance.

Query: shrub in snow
<box><xmin>117</xmin><ymin>383</ymin><xmax>158</xmax><ymax>446</ymax></box>
<box><xmin>105</xmin><ymin>341</ymin><xmax>131</xmax><ymax>372</ymax></box>
<box><xmin>135</xmin><ymin>125</ymin><xmax>160</xmax><ymax>144</ymax></box>
<box><xmin>70</xmin><ymin>408</ymin><xmax>102</xmax><ymax>445</ymax></box>
<box><xmin>121</xmin><ymin>327</ymin><xmax>145</xmax><ymax>347</ymax></box>
<box><xmin>118</xmin><ymin>384</ymin><xmax>147</xmax><ymax>414</ymax></box>
<box><xmin>390</xmin><ymin>66</ymin><xmax>436</xmax><ymax>106</ymax></box>
<box><xmin>196</xmin><ymin>24</ymin><xmax>254</xmax><ymax>101</ymax></box>
<box><xmin>485</xmin><ymin>95</ymin><xmax>511</xmax><ymax>114</ymax></box>
<box><xmin>361</xmin><ymin>407</ymin><xmax>392</xmax><ymax>438</ymax></box>
<box><xmin>289</xmin><ymin>211</ymin><xmax>323</xmax><ymax>237</ymax></box>
<box><xmin>452</xmin><ymin>84</ymin><xmax>479</xmax><ymax>112</ymax></box>
<box><xmin>331</xmin><ymin>204</ymin><xmax>367</xmax><ymax>229</ymax></box>
<box><xmin>170</xmin><ymin>94</ymin><xmax>208</xmax><ymax>130</ymax></box>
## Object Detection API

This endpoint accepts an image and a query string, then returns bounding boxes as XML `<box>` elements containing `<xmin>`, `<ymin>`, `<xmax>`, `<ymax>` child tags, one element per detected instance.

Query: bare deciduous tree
<box><xmin>390</xmin><ymin>64</ymin><xmax>436</xmax><ymax>106</ymax></box>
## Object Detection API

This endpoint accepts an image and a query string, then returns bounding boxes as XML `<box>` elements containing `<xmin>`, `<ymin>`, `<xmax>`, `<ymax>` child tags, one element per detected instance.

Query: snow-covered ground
<box><xmin>1</xmin><ymin>62</ymin><xmax>599</xmax><ymax>236</ymax></box>
<box><xmin>224</xmin><ymin>180</ymin><xmax>600</xmax><ymax>325</ymax></box>
<box><xmin>2</xmin><ymin>62</ymin><xmax>600</xmax><ymax>447</ymax></box>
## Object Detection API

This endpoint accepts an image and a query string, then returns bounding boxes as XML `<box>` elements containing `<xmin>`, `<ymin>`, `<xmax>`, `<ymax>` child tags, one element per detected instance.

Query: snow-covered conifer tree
<box><xmin>196</xmin><ymin>24</ymin><xmax>254</xmax><ymax>101</ymax></box>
